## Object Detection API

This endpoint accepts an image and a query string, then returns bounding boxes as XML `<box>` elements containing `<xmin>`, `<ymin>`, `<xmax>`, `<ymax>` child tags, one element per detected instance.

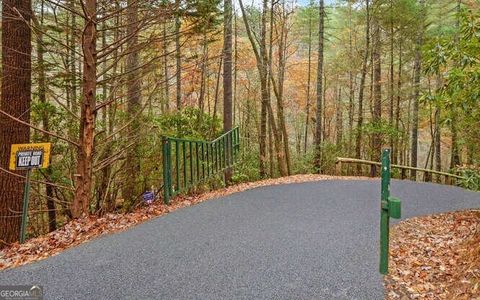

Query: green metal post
<box><xmin>189</xmin><ymin>142</ymin><xmax>193</xmax><ymax>185</ymax></box>
<box><xmin>380</xmin><ymin>148</ymin><xmax>391</xmax><ymax>274</ymax></box>
<box><xmin>175</xmin><ymin>141</ymin><xmax>180</xmax><ymax>191</ymax></box>
<box><xmin>196</xmin><ymin>142</ymin><xmax>200</xmax><ymax>182</ymax></box>
<box><xmin>217</xmin><ymin>140</ymin><xmax>220</xmax><ymax>171</ymax></box>
<box><xmin>225</xmin><ymin>133</ymin><xmax>230</xmax><ymax>167</ymax></box>
<box><xmin>201</xmin><ymin>143</ymin><xmax>205</xmax><ymax>179</ymax></box>
<box><xmin>19</xmin><ymin>169</ymin><xmax>31</xmax><ymax>244</ymax></box>
<box><xmin>183</xmin><ymin>141</ymin><xmax>187</xmax><ymax>190</ymax></box>
<box><xmin>206</xmin><ymin>143</ymin><xmax>212</xmax><ymax>177</ymax></box>
<box><xmin>162</xmin><ymin>137</ymin><xmax>170</xmax><ymax>204</ymax></box>
<box><xmin>214</xmin><ymin>142</ymin><xmax>218</xmax><ymax>172</ymax></box>
<box><xmin>167</xmin><ymin>141</ymin><xmax>172</xmax><ymax>195</ymax></box>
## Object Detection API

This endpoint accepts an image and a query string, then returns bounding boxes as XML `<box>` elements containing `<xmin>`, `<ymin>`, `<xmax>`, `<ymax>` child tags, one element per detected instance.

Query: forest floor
<box><xmin>0</xmin><ymin>174</ymin><xmax>367</xmax><ymax>271</ymax></box>
<box><xmin>385</xmin><ymin>210</ymin><xmax>480</xmax><ymax>300</ymax></box>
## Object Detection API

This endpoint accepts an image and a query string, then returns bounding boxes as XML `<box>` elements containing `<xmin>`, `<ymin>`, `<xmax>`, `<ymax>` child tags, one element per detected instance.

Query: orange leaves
<box><xmin>386</xmin><ymin>210</ymin><xmax>480</xmax><ymax>300</ymax></box>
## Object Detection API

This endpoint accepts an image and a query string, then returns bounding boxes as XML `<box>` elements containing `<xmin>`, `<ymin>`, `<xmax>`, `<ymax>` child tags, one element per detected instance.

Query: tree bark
<box><xmin>355</xmin><ymin>0</ymin><xmax>370</xmax><ymax>174</ymax></box>
<box><xmin>393</xmin><ymin>39</ymin><xmax>402</xmax><ymax>164</ymax></box>
<box><xmin>36</xmin><ymin>0</ymin><xmax>56</xmax><ymax>231</ymax></box>
<box><xmin>238</xmin><ymin>0</ymin><xmax>287</xmax><ymax>177</ymax></box>
<box><xmin>336</xmin><ymin>85</ymin><xmax>343</xmax><ymax>146</ymax></box>
<box><xmin>314</xmin><ymin>0</ymin><xmax>325</xmax><ymax>173</ymax></box>
<box><xmin>411</xmin><ymin>0</ymin><xmax>424</xmax><ymax>179</ymax></box>
<box><xmin>271</xmin><ymin>1</ymin><xmax>291</xmax><ymax>175</ymax></box>
<box><xmin>389</xmin><ymin>0</ymin><xmax>395</xmax><ymax>153</ymax></box>
<box><xmin>73</xmin><ymin>0</ymin><xmax>97</xmax><ymax>218</ymax></box>
<box><xmin>371</xmin><ymin>9</ymin><xmax>382</xmax><ymax>176</ymax></box>
<box><xmin>0</xmin><ymin>0</ymin><xmax>32</xmax><ymax>245</ymax></box>
<box><xmin>163</xmin><ymin>20</ymin><xmax>170</xmax><ymax>111</ymax></box>
<box><xmin>175</xmin><ymin>0</ymin><xmax>182</xmax><ymax>110</ymax></box>
<box><xmin>434</xmin><ymin>74</ymin><xmax>442</xmax><ymax>176</ymax></box>
<box><xmin>223</xmin><ymin>0</ymin><xmax>233</xmax><ymax>183</ymax></box>
<box><xmin>348</xmin><ymin>1</ymin><xmax>355</xmax><ymax>156</ymax></box>
<box><xmin>450</xmin><ymin>0</ymin><xmax>462</xmax><ymax>170</ymax></box>
<box><xmin>123</xmin><ymin>0</ymin><xmax>141</xmax><ymax>209</ymax></box>
<box><xmin>304</xmin><ymin>1</ymin><xmax>313</xmax><ymax>154</ymax></box>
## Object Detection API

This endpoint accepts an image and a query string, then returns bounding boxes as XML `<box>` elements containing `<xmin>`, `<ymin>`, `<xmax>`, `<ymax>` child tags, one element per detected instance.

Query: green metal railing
<box><xmin>162</xmin><ymin>127</ymin><xmax>240</xmax><ymax>204</ymax></box>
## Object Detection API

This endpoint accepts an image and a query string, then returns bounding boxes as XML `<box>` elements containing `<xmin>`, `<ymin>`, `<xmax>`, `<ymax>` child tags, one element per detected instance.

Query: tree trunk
<box><xmin>355</xmin><ymin>0</ymin><xmax>370</xmax><ymax>174</ymax></box>
<box><xmin>450</xmin><ymin>0</ymin><xmax>462</xmax><ymax>170</ymax></box>
<box><xmin>175</xmin><ymin>0</ymin><xmax>182</xmax><ymax>110</ymax></box>
<box><xmin>314</xmin><ymin>0</ymin><xmax>325</xmax><ymax>173</ymax></box>
<box><xmin>223</xmin><ymin>0</ymin><xmax>233</xmax><ymax>183</ymax></box>
<box><xmin>199</xmin><ymin>29</ymin><xmax>208</xmax><ymax>114</ymax></box>
<box><xmin>371</xmin><ymin>11</ymin><xmax>382</xmax><ymax>176</ymax></box>
<box><xmin>336</xmin><ymin>85</ymin><xmax>343</xmax><ymax>146</ymax></box>
<box><xmin>123</xmin><ymin>0</ymin><xmax>141</xmax><ymax>209</ymax></box>
<box><xmin>238</xmin><ymin>0</ymin><xmax>286</xmax><ymax>177</ymax></box>
<box><xmin>213</xmin><ymin>56</ymin><xmax>223</xmax><ymax>118</ymax></box>
<box><xmin>393</xmin><ymin>39</ymin><xmax>402</xmax><ymax>164</ymax></box>
<box><xmin>37</xmin><ymin>1</ymin><xmax>56</xmax><ymax>231</ymax></box>
<box><xmin>389</xmin><ymin>0</ymin><xmax>395</xmax><ymax>153</ymax></box>
<box><xmin>348</xmin><ymin>1</ymin><xmax>355</xmax><ymax>156</ymax></box>
<box><xmin>411</xmin><ymin>0</ymin><xmax>424</xmax><ymax>179</ymax></box>
<box><xmin>0</xmin><ymin>0</ymin><xmax>32</xmax><ymax>245</ymax></box>
<box><xmin>73</xmin><ymin>0</ymin><xmax>97</xmax><ymax>218</ymax></box>
<box><xmin>233</xmin><ymin>11</ymin><xmax>238</xmax><ymax>126</ymax></box>
<box><xmin>268</xmin><ymin>118</ymin><xmax>274</xmax><ymax>177</ymax></box>
<box><xmin>163</xmin><ymin>20</ymin><xmax>170</xmax><ymax>111</ymax></box>
<box><xmin>434</xmin><ymin>74</ymin><xmax>442</xmax><ymax>176</ymax></box>
<box><xmin>304</xmin><ymin>1</ymin><xmax>313</xmax><ymax>154</ymax></box>
<box><xmin>272</xmin><ymin>1</ymin><xmax>291</xmax><ymax>175</ymax></box>
<box><xmin>70</xmin><ymin>0</ymin><xmax>77</xmax><ymax>114</ymax></box>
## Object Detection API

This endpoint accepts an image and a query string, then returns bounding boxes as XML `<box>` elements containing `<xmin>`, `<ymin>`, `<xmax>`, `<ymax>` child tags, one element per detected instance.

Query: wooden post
<box><xmin>336</xmin><ymin>161</ymin><xmax>342</xmax><ymax>176</ymax></box>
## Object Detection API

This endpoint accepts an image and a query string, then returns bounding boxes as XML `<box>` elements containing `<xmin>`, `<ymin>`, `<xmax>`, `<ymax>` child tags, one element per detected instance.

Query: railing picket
<box><xmin>196</xmin><ymin>142</ymin><xmax>200</xmax><ymax>182</ymax></box>
<box><xmin>215</xmin><ymin>142</ymin><xmax>220</xmax><ymax>172</ymax></box>
<box><xmin>201</xmin><ymin>142</ymin><xmax>205</xmax><ymax>180</ymax></box>
<box><xmin>162</xmin><ymin>138</ymin><xmax>170</xmax><ymax>204</ymax></box>
<box><xmin>223</xmin><ymin>135</ymin><xmax>227</xmax><ymax>168</ymax></box>
<box><xmin>183</xmin><ymin>141</ymin><xmax>187</xmax><ymax>190</ymax></box>
<box><xmin>162</xmin><ymin>127</ymin><xmax>240</xmax><ymax>203</ymax></box>
<box><xmin>175</xmin><ymin>140</ymin><xmax>179</xmax><ymax>192</ymax></box>
<box><xmin>189</xmin><ymin>142</ymin><xmax>194</xmax><ymax>186</ymax></box>
<box><xmin>206</xmin><ymin>143</ymin><xmax>210</xmax><ymax>177</ymax></box>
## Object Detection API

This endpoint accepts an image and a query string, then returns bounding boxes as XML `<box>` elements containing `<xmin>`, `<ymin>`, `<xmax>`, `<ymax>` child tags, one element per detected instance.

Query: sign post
<box><xmin>379</xmin><ymin>148</ymin><xmax>402</xmax><ymax>275</ymax></box>
<box><xmin>9</xmin><ymin>143</ymin><xmax>51</xmax><ymax>244</ymax></box>
<box><xmin>19</xmin><ymin>169</ymin><xmax>32</xmax><ymax>244</ymax></box>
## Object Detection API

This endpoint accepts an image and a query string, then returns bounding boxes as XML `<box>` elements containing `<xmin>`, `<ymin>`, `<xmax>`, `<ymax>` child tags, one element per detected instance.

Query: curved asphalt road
<box><xmin>0</xmin><ymin>180</ymin><xmax>478</xmax><ymax>299</ymax></box>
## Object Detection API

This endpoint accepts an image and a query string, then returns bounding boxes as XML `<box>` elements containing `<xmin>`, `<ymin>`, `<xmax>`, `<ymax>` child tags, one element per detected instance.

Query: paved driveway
<box><xmin>0</xmin><ymin>180</ymin><xmax>478</xmax><ymax>299</ymax></box>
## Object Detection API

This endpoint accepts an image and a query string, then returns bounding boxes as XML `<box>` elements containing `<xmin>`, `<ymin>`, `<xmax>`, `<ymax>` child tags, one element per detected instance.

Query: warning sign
<box><xmin>9</xmin><ymin>143</ymin><xmax>51</xmax><ymax>170</ymax></box>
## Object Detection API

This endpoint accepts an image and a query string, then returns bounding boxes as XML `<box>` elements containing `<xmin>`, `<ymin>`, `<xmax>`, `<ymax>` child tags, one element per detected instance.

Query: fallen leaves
<box><xmin>0</xmin><ymin>174</ymin><xmax>368</xmax><ymax>271</ymax></box>
<box><xmin>385</xmin><ymin>210</ymin><xmax>480</xmax><ymax>300</ymax></box>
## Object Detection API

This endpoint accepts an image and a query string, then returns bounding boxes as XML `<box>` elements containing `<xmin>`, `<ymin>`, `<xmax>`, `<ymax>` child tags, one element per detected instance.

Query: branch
<box><xmin>0</xmin><ymin>109</ymin><xmax>79</xmax><ymax>147</ymax></box>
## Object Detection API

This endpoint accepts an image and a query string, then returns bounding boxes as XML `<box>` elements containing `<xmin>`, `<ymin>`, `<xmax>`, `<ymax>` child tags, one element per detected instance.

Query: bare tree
<box><xmin>411</xmin><ymin>0</ymin><xmax>425</xmax><ymax>179</ymax></box>
<box><xmin>223</xmin><ymin>0</ymin><xmax>233</xmax><ymax>183</ymax></box>
<box><xmin>356</xmin><ymin>0</ymin><xmax>370</xmax><ymax>174</ymax></box>
<box><xmin>314</xmin><ymin>0</ymin><xmax>325</xmax><ymax>173</ymax></box>
<box><xmin>123</xmin><ymin>0</ymin><xmax>142</xmax><ymax>208</ymax></box>
<box><xmin>371</xmin><ymin>3</ymin><xmax>382</xmax><ymax>176</ymax></box>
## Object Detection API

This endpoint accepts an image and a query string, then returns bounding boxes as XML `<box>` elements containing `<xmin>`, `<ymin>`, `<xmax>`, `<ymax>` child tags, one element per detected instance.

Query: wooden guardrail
<box><xmin>335</xmin><ymin>157</ymin><xmax>465</xmax><ymax>185</ymax></box>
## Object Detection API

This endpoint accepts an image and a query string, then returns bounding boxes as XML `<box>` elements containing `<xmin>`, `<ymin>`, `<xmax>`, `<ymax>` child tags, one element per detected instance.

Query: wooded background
<box><xmin>0</xmin><ymin>0</ymin><xmax>478</xmax><ymax>245</ymax></box>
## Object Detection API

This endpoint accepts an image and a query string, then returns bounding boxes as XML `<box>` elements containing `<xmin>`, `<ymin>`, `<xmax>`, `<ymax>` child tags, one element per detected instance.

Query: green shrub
<box><xmin>456</xmin><ymin>166</ymin><xmax>480</xmax><ymax>191</ymax></box>
<box><xmin>153</xmin><ymin>108</ymin><xmax>222</xmax><ymax>140</ymax></box>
